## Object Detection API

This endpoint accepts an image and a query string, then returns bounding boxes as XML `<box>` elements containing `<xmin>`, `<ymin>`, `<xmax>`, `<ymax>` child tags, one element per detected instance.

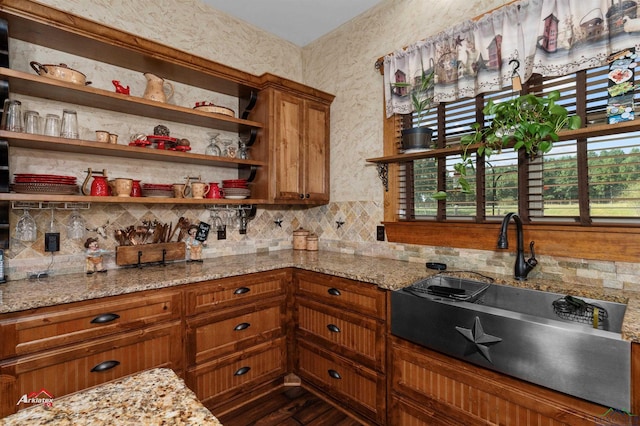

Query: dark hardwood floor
<box><xmin>216</xmin><ymin>386</ymin><xmax>368</xmax><ymax>426</ymax></box>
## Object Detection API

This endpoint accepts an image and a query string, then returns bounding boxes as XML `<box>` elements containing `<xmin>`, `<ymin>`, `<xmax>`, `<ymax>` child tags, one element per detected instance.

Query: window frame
<box><xmin>380</xmin><ymin>72</ymin><xmax>640</xmax><ymax>263</ymax></box>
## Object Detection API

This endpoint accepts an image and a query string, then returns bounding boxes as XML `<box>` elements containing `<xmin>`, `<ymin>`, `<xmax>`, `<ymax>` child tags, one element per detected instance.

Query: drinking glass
<box><xmin>15</xmin><ymin>209</ymin><xmax>37</xmax><ymax>242</ymax></box>
<box><xmin>44</xmin><ymin>114</ymin><xmax>61</xmax><ymax>137</ymax></box>
<box><xmin>3</xmin><ymin>100</ymin><xmax>23</xmax><ymax>132</ymax></box>
<box><xmin>66</xmin><ymin>209</ymin><xmax>86</xmax><ymax>240</ymax></box>
<box><xmin>60</xmin><ymin>109</ymin><xmax>79</xmax><ymax>138</ymax></box>
<box><xmin>24</xmin><ymin>110</ymin><xmax>41</xmax><ymax>134</ymax></box>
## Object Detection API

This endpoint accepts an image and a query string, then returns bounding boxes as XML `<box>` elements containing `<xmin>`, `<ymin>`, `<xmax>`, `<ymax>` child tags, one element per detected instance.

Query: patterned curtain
<box><xmin>384</xmin><ymin>0</ymin><xmax>640</xmax><ymax>117</ymax></box>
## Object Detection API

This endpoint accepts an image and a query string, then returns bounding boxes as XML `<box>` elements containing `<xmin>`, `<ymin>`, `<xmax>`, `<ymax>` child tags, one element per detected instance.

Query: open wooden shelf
<box><xmin>0</xmin><ymin>0</ymin><xmax>263</xmax><ymax>97</ymax></box>
<box><xmin>1</xmin><ymin>131</ymin><xmax>266</xmax><ymax>168</ymax></box>
<box><xmin>0</xmin><ymin>193</ymin><xmax>269</xmax><ymax>205</ymax></box>
<box><xmin>367</xmin><ymin>119</ymin><xmax>640</xmax><ymax>164</ymax></box>
<box><xmin>0</xmin><ymin>69</ymin><xmax>263</xmax><ymax>133</ymax></box>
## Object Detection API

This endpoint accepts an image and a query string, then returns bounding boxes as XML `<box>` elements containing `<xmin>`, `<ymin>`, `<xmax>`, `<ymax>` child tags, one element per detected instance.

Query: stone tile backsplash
<box><xmin>5</xmin><ymin>201</ymin><xmax>640</xmax><ymax>291</ymax></box>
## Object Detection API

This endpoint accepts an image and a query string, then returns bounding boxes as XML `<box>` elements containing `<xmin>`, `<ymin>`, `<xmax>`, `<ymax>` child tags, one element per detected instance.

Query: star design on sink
<box><xmin>455</xmin><ymin>317</ymin><xmax>502</xmax><ymax>363</ymax></box>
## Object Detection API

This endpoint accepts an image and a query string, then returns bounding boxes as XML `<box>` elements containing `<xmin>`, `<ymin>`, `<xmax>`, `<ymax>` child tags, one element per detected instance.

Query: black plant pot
<box><xmin>401</xmin><ymin>127</ymin><xmax>434</xmax><ymax>153</ymax></box>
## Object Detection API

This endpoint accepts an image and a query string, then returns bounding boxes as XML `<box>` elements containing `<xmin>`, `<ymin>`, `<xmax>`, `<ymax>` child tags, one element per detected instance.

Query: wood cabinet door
<box><xmin>0</xmin><ymin>321</ymin><xmax>182</xmax><ymax>417</ymax></box>
<box><xmin>303</xmin><ymin>100</ymin><xmax>329</xmax><ymax>202</ymax></box>
<box><xmin>390</xmin><ymin>336</ymin><xmax>614</xmax><ymax>426</ymax></box>
<box><xmin>274</xmin><ymin>90</ymin><xmax>305</xmax><ymax>201</ymax></box>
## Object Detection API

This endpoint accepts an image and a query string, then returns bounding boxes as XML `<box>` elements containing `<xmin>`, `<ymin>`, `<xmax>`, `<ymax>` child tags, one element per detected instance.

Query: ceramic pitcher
<box><xmin>142</xmin><ymin>73</ymin><xmax>174</xmax><ymax>103</ymax></box>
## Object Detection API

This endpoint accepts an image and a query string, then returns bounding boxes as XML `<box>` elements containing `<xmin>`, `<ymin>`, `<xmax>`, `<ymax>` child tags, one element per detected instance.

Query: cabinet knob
<box><xmin>328</xmin><ymin>369</ymin><xmax>342</xmax><ymax>380</ymax></box>
<box><xmin>299</xmin><ymin>193</ymin><xmax>304</xmax><ymax>199</ymax></box>
<box><xmin>327</xmin><ymin>288</ymin><xmax>341</xmax><ymax>296</ymax></box>
<box><xmin>90</xmin><ymin>313</ymin><xmax>121</xmax><ymax>324</ymax></box>
<box><xmin>234</xmin><ymin>366</ymin><xmax>251</xmax><ymax>376</ymax></box>
<box><xmin>305</xmin><ymin>193</ymin><xmax>310</xmax><ymax>198</ymax></box>
<box><xmin>234</xmin><ymin>287</ymin><xmax>251</xmax><ymax>295</ymax></box>
<box><xmin>327</xmin><ymin>324</ymin><xmax>341</xmax><ymax>333</ymax></box>
<box><xmin>234</xmin><ymin>322</ymin><xmax>251</xmax><ymax>331</ymax></box>
<box><xmin>90</xmin><ymin>360</ymin><xmax>120</xmax><ymax>373</ymax></box>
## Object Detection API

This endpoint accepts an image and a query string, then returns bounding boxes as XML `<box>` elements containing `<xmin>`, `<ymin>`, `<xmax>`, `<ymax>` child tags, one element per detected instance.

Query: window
<box><xmin>397</xmin><ymin>64</ymin><xmax>640</xmax><ymax>225</ymax></box>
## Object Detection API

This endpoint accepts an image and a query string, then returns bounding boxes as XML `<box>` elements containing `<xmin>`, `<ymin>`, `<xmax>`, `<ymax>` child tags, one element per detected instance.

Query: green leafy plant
<box><xmin>455</xmin><ymin>90</ymin><xmax>582</xmax><ymax>192</ymax></box>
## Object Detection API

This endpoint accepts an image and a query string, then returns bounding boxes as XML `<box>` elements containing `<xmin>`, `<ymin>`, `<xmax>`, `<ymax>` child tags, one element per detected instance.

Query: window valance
<box><xmin>383</xmin><ymin>0</ymin><xmax>640</xmax><ymax>117</ymax></box>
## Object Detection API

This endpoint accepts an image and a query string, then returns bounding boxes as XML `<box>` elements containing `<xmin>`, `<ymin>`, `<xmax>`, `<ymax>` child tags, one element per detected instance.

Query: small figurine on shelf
<box><xmin>185</xmin><ymin>224</ymin><xmax>207</xmax><ymax>262</ymax></box>
<box><xmin>84</xmin><ymin>237</ymin><xmax>108</xmax><ymax>274</ymax></box>
<box><xmin>112</xmin><ymin>80</ymin><xmax>130</xmax><ymax>95</ymax></box>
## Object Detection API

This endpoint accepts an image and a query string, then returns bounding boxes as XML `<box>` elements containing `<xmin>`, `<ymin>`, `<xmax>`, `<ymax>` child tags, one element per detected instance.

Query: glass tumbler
<box><xmin>3</xmin><ymin>100</ymin><xmax>23</xmax><ymax>132</ymax></box>
<box><xmin>24</xmin><ymin>110</ymin><xmax>41</xmax><ymax>134</ymax></box>
<box><xmin>60</xmin><ymin>109</ymin><xmax>79</xmax><ymax>138</ymax></box>
<box><xmin>44</xmin><ymin>114</ymin><xmax>61</xmax><ymax>137</ymax></box>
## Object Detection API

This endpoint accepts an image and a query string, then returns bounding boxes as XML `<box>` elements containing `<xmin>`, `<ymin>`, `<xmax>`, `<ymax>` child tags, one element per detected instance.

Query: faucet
<box><xmin>497</xmin><ymin>212</ymin><xmax>537</xmax><ymax>280</ymax></box>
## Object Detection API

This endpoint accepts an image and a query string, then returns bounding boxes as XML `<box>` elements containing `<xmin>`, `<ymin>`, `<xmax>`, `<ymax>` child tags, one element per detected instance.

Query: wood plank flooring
<box><xmin>216</xmin><ymin>386</ymin><xmax>368</xmax><ymax>426</ymax></box>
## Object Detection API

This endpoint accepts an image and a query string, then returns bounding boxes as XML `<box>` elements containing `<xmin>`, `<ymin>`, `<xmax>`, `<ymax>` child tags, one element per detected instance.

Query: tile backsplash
<box><xmin>6</xmin><ymin>201</ymin><xmax>640</xmax><ymax>291</ymax></box>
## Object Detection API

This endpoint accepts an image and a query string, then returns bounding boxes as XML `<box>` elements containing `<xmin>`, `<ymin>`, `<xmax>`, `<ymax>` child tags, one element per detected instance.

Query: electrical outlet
<box><xmin>376</xmin><ymin>225</ymin><xmax>385</xmax><ymax>241</ymax></box>
<box><xmin>217</xmin><ymin>226</ymin><xmax>226</xmax><ymax>240</ymax></box>
<box><xmin>44</xmin><ymin>232</ymin><xmax>60</xmax><ymax>252</ymax></box>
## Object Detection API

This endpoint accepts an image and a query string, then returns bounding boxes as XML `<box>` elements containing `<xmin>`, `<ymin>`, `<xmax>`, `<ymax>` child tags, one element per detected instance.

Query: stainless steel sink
<box><xmin>391</xmin><ymin>273</ymin><xmax>630</xmax><ymax>410</ymax></box>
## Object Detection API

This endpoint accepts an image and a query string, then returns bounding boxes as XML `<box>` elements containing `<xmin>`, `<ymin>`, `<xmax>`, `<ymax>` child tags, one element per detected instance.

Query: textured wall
<box><xmin>6</xmin><ymin>0</ymin><xmax>638</xmax><ymax>291</ymax></box>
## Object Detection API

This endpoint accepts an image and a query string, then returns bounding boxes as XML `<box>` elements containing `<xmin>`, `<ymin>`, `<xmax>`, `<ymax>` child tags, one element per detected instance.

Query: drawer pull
<box><xmin>327</xmin><ymin>324</ymin><xmax>341</xmax><ymax>333</ymax></box>
<box><xmin>234</xmin><ymin>366</ymin><xmax>251</xmax><ymax>376</ymax></box>
<box><xmin>234</xmin><ymin>287</ymin><xmax>250</xmax><ymax>295</ymax></box>
<box><xmin>328</xmin><ymin>369</ymin><xmax>342</xmax><ymax>380</ymax></box>
<box><xmin>327</xmin><ymin>288</ymin><xmax>341</xmax><ymax>296</ymax></box>
<box><xmin>90</xmin><ymin>313</ymin><xmax>121</xmax><ymax>324</ymax></box>
<box><xmin>90</xmin><ymin>360</ymin><xmax>120</xmax><ymax>373</ymax></box>
<box><xmin>234</xmin><ymin>322</ymin><xmax>251</xmax><ymax>331</ymax></box>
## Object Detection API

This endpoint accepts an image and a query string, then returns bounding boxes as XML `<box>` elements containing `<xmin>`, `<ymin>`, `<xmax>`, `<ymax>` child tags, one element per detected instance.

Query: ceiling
<box><xmin>200</xmin><ymin>0</ymin><xmax>384</xmax><ymax>46</ymax></box>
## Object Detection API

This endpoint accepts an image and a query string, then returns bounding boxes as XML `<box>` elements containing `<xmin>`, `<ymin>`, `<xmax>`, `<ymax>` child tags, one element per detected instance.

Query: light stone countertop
<box><xmin>0</xmin><ymin>368</ymin><xmax>222</xmax><ymax>426</ymax></box>
<box><xmin>0</xmin><ymin>250</ymin><xmax>638</xmax><ymax>341</ymax></box>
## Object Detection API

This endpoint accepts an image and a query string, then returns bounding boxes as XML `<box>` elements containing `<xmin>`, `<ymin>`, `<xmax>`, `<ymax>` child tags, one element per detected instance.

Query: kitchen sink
<box><xmin>391</xmin><ymin>273</ymin><xmax>630</xmax><ymax>410</ymax></box>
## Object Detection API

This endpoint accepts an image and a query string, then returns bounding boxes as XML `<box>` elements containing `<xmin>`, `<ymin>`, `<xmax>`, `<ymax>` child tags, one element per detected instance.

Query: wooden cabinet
<box><xmin>389</xmin><ymin>335</ymin><xmax>617</xmax><ymax>426</ymax></box>
<box><xmin>293</xmin><ymin>270</ymin><xmax>387</xmax><ymax>425</ymax></box>
<box><xmin>184</xmin><ymin>270</ymin><xmax>289</xmax><ymax>415</ymax></box>
<box><xmin>0</xmin><ymin>288</ymin><xmax>183</xmax><ymax>417</ymax></box>
<box><xmin>253</xmin><ymin>81</ymin><xmax>333</xmax><ymax>204</ymax></box>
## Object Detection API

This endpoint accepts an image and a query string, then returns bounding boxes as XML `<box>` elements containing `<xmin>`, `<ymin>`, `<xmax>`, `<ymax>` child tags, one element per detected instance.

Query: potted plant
<box><xmin>392</xmin><ymin>67</ymin><xmax>436</xmax><ymax>152</ymax></box>
<box><xmin>455</xmin><ymin>90</ymin><xmax>582</xmax><ymax>192</ymax></box>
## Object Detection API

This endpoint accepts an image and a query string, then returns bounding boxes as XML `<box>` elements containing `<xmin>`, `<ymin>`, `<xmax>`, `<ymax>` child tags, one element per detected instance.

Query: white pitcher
<box><xmin>142</xmin><ymin>73</ymin><xmax>174</xmax><ymax>103</ymax></box>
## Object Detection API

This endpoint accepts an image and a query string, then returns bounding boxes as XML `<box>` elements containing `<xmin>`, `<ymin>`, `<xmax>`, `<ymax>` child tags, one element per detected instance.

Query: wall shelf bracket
<box><xmin>376</xmin><ymin>163</ymin><xmax>389</xmax><ymax>192</ymax></box>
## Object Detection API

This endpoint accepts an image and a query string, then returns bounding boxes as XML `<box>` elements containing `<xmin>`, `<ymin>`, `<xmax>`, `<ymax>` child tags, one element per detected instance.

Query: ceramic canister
<box><xmin>306</xmin><ymin>233</ymin><xmax>318</xmax><ymax>251</ymax></box>
<box><xmin>293</xmin><ymin>228</ymin><xmax>309</xmax><ymax>250</ymax></box>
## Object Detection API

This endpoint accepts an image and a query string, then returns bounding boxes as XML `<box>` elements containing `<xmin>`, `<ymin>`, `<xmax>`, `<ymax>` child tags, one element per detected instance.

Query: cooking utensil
<box><xmin>30</xmin><ymin>62</ymin><xmax>91</xmax><ymax>85</ymax></box>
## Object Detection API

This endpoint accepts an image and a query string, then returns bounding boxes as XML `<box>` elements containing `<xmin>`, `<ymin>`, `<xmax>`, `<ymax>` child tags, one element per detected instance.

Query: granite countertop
<box><xmin>0</xmin><ymin>368</ymin><xmax>221</xmax><ymax>426</ymax></box>
<box><xmin>0</xmin><ymin>250</ymin><xmax>638</xmax><ymax>341</ymax></box>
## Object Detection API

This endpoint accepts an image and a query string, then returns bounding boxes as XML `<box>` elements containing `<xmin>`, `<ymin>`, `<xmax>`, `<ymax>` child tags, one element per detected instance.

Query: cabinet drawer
<box><xmin>186</xmin><ymin>296</ymin><xmax>285</xmax><ymax>364</ymax></box>
<box><xmin>0</xmin><ymin>321</ymin><xmax>181</xmax><ymax>418</ymax></box>
<box><xmin>185</xmin><ymin>270</ymin><xmax>287</xmax><ymax>316</ymax></box>
<box><xmin>297</xmin><ymin>339</ymin><xmax>385</xmax><ymax>425</ymax></box>
<box><xmin>294</xmin><ymin>270</ymin><xmax>385</xmax><ymax>318</ymax></box>
<box><xmin>187</xmin><ymin>337</ymin><xmax>286</xmax><ymax>410</ymax></box>
<box><xmin>296</xmin><ymin>299</ymin><xmax>384</xmax><ymax>372</ymax></box>
<box><xmin>0</xmin><ymin>289</ymin><xmax>181</xmax><ymax>359</ymax></box>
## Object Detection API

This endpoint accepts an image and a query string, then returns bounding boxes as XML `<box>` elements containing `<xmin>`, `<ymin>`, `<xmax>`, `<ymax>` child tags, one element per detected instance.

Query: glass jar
<box><xmin>205</xmin><ymin>133</ymin><xmax>222</xmax><ymax>156</ymax></box>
